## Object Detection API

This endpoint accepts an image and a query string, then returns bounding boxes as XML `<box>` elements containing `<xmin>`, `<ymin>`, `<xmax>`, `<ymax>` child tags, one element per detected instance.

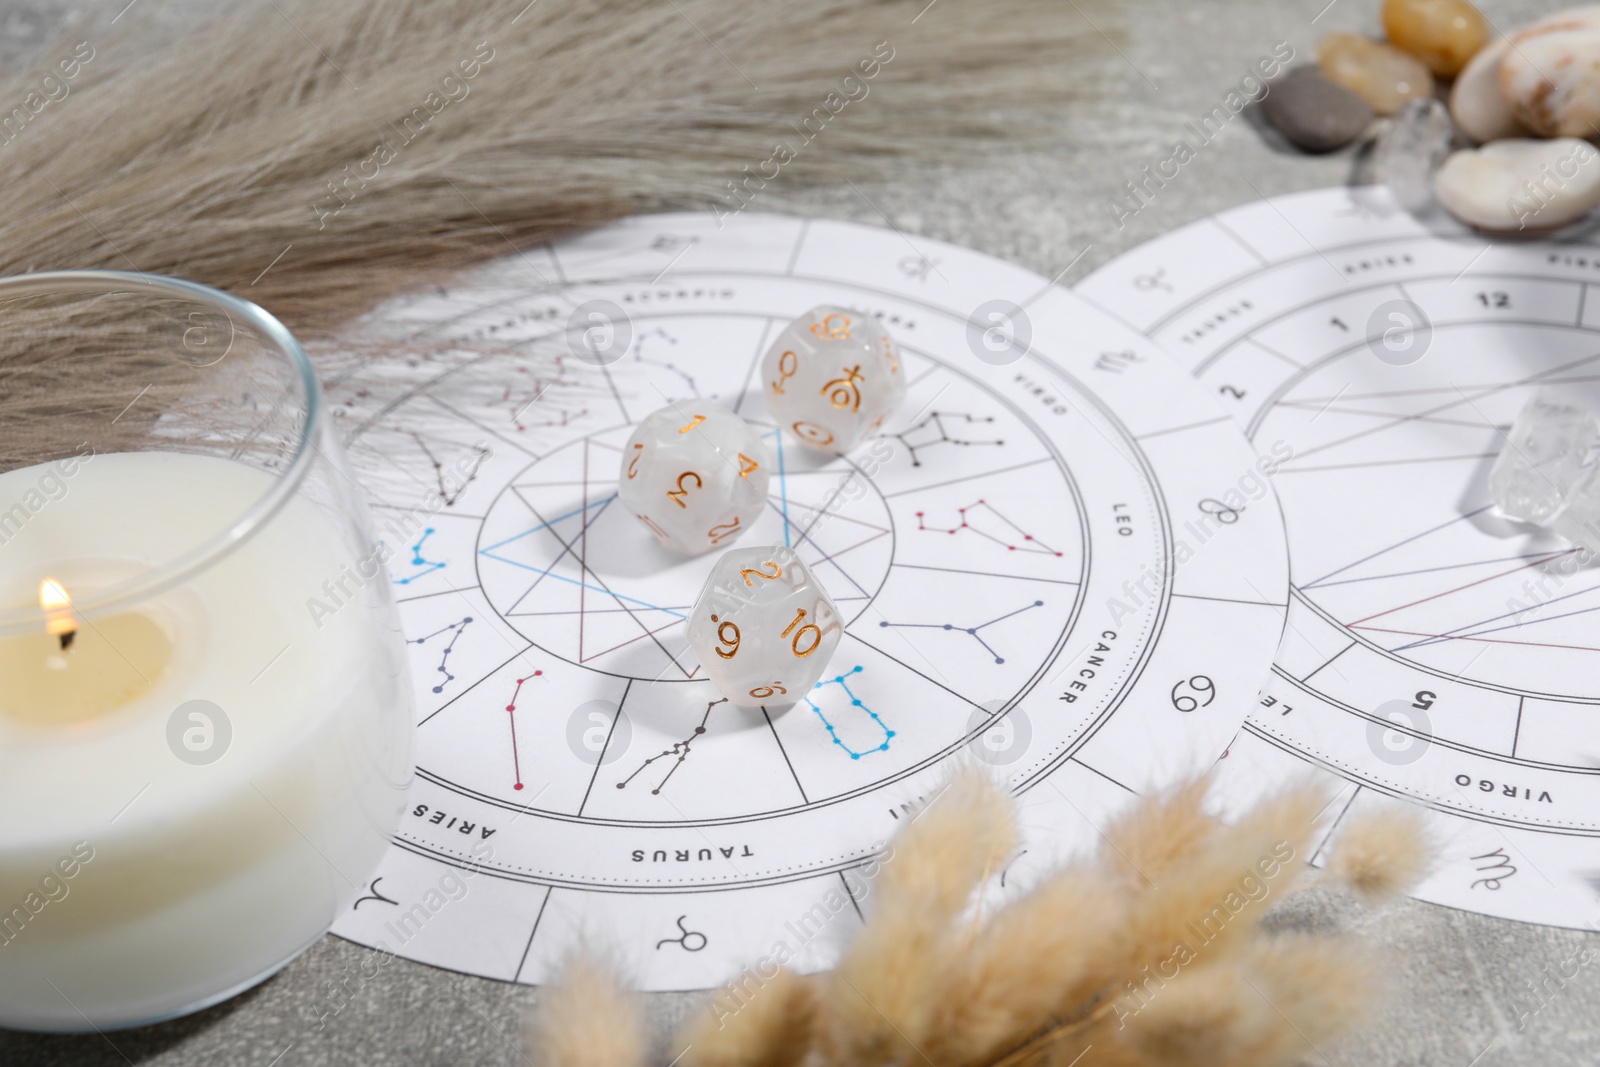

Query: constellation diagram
<box><xmin>410</xmin><ymin>432</ymin><xmax>491</xmax><ymax>506</ymax></box>
<box><xmin>504</xmin><ymin>671</ymin><xmax>543</xmax><ymax>791</ymax></box>
<box><xmin>878</xmin><ymin>600</ymin><xmax>1045</xmax><ymax>664</ymax></box>
<box><xmin>631</xmin><ymin>327</ymin><xmax>701</xmax><ymax>398</ymax></box>
<box><xmin>616</xmin><ymin>699</ymin><xmax>726</xmax><ymax>795</ymax></box>
<box><xmin>502</xmin><ymin>363</ymin><xmax>588</xmax><ymax>433</ymax></box>
<box><xmin>885</xmin><ymin>411</ymin><xmax>1003</xmax><ymax>467</ymax></box>
<box><xmin>916</xmin><ymin>500</ymin><xmax>1065</xmax><ymax>556</ymax></box>
<box><xmin>333</xmin><ymin>211</ymin><xmax>1291</xmax><ymax>993</ymax></box>
<box><xmin>1079</xmin><ymin>182</ymin><xmax>1600</xmax><ymax>930</ymax></box>
<box><xmin>339</xmin><ymin>419</ymin><xmax>492</xmax><ymax>514</ymax></box>
<box><xmin>804</xmin><ymin>666</ymin><xmax>894</xmax><ymax>759</ymax></box>
<box><xmin>409</xmin><ymin>616</ymin><xmax>473</xmax><ymax>694</ymax></box>
<box><xmin>392</xmin><ymin>528</ymin><xmax>447</xmax><ymax>586</ymax></box>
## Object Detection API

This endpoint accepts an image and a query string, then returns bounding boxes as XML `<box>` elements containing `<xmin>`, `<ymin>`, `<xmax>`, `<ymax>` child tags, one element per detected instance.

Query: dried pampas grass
<box><xmin>821</xmin><ymin>771</ymin><xmax>1018</xmax><ymax>1063</ymax></box>
<box><xmin>679</xmin><ymin>969</ymin><xmax>818</xmax><ymax>1067</ymax></box>
<box><xmin>0</xmin><ymin>0</ymin><xmax>1106</xmax><ymax>338</ymax></box>
<box><xmin>531</xmin><ymin>950</ymin><xmax>647</xmax><ymax>1067</ymax></box>
<box><xmin>1325</xmin><ymin>806</ymin><xmax>1435</xmax><ymax>899</ymax></box>
<box><xmin>531</xmin><ymin>771</ymin><xmax>1433</xmax><ymax>1067</ymax></box>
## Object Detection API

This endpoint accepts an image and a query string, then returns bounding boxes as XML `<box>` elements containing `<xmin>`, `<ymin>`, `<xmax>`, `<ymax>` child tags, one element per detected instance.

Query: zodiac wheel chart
<box><xmin>327</xmin><ymin>213</ymin><xmax>1289</xmax><ymax>989</ymax></box>
<box><xmin>1080</xmin><ymin>185</ymin><xmax>1600</xmax><ymax>930</ymax></box>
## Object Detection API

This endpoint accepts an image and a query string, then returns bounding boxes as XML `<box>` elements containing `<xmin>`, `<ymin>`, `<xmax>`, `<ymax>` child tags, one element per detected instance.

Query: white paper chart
<box><xmin>325</xmin><ymin>213</ymin><xmax>1289</xmax><ymax>989</ymax></box>
<box><xmin>1079</xmin><ymin>186</ymin><xmax>1600</xmax><ymax>930</ymax></box>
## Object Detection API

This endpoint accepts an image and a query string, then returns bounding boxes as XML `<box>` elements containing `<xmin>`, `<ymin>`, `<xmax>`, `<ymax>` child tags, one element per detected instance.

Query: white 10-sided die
<box><xmin>686</xmin><ymin>545</ymin><xmax>842</xmax><ymax>707</ymax></box>
<box><xmin>616</xmin><ymin>401</ymin><xmax>771</xmax><ymax>555</ymax></box>
<box><xmin>760</xmin><ymin>305</ymin><xmax>907</xmax><ymax>453</ymax></box>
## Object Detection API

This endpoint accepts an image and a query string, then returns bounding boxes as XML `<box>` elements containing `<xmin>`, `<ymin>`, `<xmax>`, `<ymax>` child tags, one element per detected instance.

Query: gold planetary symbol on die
<box><xmin>791</xmin><ymin>421</ymin><xmax>835</xmax><ymax>447</ymax></box>
<box><xmin>809</xmin><ymin>312</ymin><xmax>852</xmax><ymax>341</ymax></box>
<box><xmin>824</xmin><ymin>365</ymin><xmax>865</xmax><ymax>412</ymax></box>
<box><xmin>771</xmin><ymin>349</ymin><xmax>799</xmax><ymax>394</ymax></box>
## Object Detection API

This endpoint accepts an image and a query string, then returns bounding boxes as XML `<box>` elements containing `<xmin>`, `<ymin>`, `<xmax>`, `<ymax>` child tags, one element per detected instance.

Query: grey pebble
<box><xmin>1261</xmin><ymin>64</ymin><xmax>1376</xmax><ymax>153</ymax></box>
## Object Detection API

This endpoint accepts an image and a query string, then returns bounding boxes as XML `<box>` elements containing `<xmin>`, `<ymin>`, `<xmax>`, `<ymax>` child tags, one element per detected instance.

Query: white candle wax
<box><xmin>0</xmin><ymin>452</ymin><xmax>411</xmax><ymax>1031</ymax></box>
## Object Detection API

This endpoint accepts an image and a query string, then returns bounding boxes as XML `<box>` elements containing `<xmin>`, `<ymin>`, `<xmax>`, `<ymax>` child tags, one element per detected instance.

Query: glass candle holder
<box><xmin>0</xmin><ymin>271</ymin><xmax>413</xmax><ymax>1031</ymax></box>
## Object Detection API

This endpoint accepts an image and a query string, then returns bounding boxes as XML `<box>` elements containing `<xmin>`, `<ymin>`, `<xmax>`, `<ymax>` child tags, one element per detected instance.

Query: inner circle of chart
<box><xmin>1251</xmin><ymin>318</ymin><xmax>1600</xmax><ymax>701</ymax></box>
<box><xmin>472</xmin><ymin>404</ymin><xmax>907</xmax><ymax>683</ymax></box>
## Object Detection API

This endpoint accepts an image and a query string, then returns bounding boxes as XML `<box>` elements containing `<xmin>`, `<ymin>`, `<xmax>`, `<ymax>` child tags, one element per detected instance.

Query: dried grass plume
<box><xmin>530</xmin><ymin>773</ymin><xmax>1429</xmax><ymax>1067</ymax></box>
<box><xmin>1326</xmin><ymin>805</ymin><xmax>1435</xmax><ymax>898</ymax></box>
<box><xmin>0</xmin><ymin>0</ymin><xmax>1109</xmax><ymax>337</ymax></box>
<box><xmin>530</xmin><ymin>950</ymin><xmax>647</xmax><ymax>1067</ymax></box>
<box><xmin>676</xmin><ymin>969</ymin><xmax>818</xmax><ymax>1067</ymax></box>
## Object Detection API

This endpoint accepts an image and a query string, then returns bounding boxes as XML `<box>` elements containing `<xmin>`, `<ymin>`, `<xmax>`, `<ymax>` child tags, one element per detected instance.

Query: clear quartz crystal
<box><xmin>1489</xmin><ymin>390</ymin><xmax>1600</xmax><ymax>541</ymax></box>
<box><xmin>1555</xmin><ymin>481</ymin><xmax>1600</xmax><ymax>553</ymax></box>
<box><xmin>1378</xmin><ymin>97</ymin><xmax>1455</xmax><ymax>211</ymax></box>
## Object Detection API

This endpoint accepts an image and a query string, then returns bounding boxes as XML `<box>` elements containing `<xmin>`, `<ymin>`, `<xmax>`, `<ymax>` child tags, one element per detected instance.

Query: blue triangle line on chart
<box><xmin>480</xmin><ymin>495</ymin><xmax>684</xmax><ymax>618</ymax></box>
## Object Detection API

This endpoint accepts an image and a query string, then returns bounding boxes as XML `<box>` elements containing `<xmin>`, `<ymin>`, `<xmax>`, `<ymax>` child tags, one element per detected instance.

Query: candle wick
<box><xmin>58</xmin><ymin>630</ymin><xmax>76</xmax><ymax>652</ymax></box>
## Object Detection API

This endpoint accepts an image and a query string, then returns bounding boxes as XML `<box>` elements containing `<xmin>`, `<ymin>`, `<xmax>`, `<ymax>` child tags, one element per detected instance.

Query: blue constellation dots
<box><xmin>805</xmin><ymin>666</ymin><xmax>894</xmax><ymax>759</ymax></box>
<box><xmin>392</xmin><ymin>528</ymin><xmax>447</xmax><ymax>586</ymax></box>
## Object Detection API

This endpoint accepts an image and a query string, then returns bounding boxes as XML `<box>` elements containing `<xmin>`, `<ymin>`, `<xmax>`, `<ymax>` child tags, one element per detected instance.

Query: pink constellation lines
<box><xmin>505</xmin><ymin>670</ymin><xmax>544</xmax><ymax>791</ymax></box>
<box><xmin>916</xmin><ymin>499</ymin><xmax>1063</xmax><ymax>556</ymax></box>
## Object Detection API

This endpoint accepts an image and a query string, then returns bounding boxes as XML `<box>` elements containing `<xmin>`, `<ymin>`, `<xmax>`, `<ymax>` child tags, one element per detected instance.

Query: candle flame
<box><xmin>39</xmin><ymin>578</ymin><xmax>71</xmax><ymax>613</ymax></box>
<box><xmin>39</xmin><ymin>578</ymin><xmax>76</xmax><ymax>645</ymax></box>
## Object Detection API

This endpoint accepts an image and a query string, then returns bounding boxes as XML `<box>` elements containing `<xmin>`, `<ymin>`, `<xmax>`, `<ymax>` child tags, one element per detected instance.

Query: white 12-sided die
<box><xmin>760</xmin><ymin>305</ymin><xmax>907</xmax><ymax>453</ymax></box>
<box><xmin>686</xmin><ymin>545</ymin><xmax>843</xmax><ymax>707</ymax></box>
<box><xmin>616</xmin><ymin>401</ymin><xmax>771</xmax><ymax>555</ymax></box>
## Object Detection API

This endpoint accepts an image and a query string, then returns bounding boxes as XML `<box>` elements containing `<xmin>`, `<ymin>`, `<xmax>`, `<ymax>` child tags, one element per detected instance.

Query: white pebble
<box><xmin>1449</xmin><ymin>38</ymin><xmax>1527</xmax><ymax>143</ymax></box>
<box><xmin>1501</xmin><ymin>9</ymin><xmax>1600</xmax><ymax>137</ymax></box>
<box><xmin>1434</xmin><ymin>139</ymin><xmax>1600</xmax><ymax>233</ymax></box>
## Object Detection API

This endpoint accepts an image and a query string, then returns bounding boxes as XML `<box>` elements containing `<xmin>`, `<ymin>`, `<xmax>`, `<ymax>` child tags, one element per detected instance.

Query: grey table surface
<box><xmin>1</xmin><ymin>0</ymin><xmax>1593</xmax><ymax>1064</ymax></box>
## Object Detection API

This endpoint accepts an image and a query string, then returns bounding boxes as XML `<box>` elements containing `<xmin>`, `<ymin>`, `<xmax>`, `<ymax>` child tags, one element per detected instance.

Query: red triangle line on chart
<box><xmin>1346</xmin><ymin>549</ymin><xmax>1579</xmax><ymax>627</ymax></box>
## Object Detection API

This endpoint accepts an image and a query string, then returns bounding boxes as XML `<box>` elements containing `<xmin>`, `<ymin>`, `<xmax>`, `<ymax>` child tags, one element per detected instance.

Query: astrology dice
<box><xmin>617</xmin><ymin>401</ymin><xmax>770</xmax><ymax>555</ymax></box>
<box><xmin>687</xmin><ymin>545</ymin><xmax>842</xmax><ymax>707</ymax></box>
<box><xmin>761</xmin><ymin>305</ymin><xmax>906</xmax><ymax>453</ymax></box>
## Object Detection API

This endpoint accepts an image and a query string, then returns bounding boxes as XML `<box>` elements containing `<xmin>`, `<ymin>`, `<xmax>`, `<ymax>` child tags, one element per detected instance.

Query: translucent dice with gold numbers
<box><xmin>617</xmin><ymin>401</ymin><xmax>770</xmax><ymax>555</ymax></box>
<box><xmin>687</xmin><ymin>545</ymin><xmax>842</xmax><ymax>707</ymax></box>
<box><xmin>761</xmin><ymin>305</ymin><xmax>907</xmax><ymax>453</ymax></box>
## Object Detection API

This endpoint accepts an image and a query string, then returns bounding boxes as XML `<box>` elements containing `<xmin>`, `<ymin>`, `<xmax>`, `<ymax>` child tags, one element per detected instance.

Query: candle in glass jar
<box><xmin>0</xmin><ymin>451</ymin><xmax>411</xmax><ymax>1031</ymax></box>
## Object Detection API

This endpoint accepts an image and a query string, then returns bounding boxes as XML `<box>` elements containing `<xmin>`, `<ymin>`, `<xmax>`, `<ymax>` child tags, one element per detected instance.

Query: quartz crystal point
<box><xmin>1378</xmin><ymin>97</ymin><xmax>1455</xmax><ymax>211</ymax></box>
<box><xmin>1489</xmin><ymin>389</ymin><xmax>1600</xmax><ymax>550</ymax></box>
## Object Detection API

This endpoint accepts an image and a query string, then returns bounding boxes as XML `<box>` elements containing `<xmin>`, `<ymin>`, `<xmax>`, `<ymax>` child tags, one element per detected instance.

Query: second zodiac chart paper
<box><xmin>1079</xmin><ymin>186</ymin><xmax>1600</xmax><ymax>930</ymax></box>
<box><xmin>326</xmin><ymin>213</ymin><xmax>1288</xmax><ymax>989</ymax></box>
